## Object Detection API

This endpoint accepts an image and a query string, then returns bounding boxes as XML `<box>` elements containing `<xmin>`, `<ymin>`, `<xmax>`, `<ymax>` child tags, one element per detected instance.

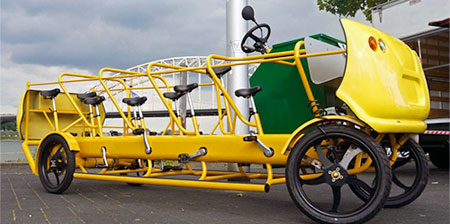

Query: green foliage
<box><xmin>317</xmin><ymin>0</ymin><xmax>388</xmax><ymax>21</ymax></box>
<box><xmin>1</xmin><ymin>122</ymin><xmax>17</xmax><ymax>131</ymax></box>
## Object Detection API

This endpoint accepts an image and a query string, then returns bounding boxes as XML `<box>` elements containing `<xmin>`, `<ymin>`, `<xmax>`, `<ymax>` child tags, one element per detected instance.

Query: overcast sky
<box><xmin>0</xmin><ymin>0</ymin><xmax>368</xmax><ymax>114</ymax></box>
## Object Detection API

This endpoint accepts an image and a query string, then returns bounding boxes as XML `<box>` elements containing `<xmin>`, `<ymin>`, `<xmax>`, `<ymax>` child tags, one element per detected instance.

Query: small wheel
<box><xmin>350</xmin><ymin>139</ymin><xmax>429</xmax><ymax>208</ymax></box>
<box><xmin>38</xmin><ymin>134</ymin><xmax>75</xmax><ymax>194</ymax></box>
<box><xmin>286</xmin><ymin>124</ymin><xmax>391</xmax><ymax>224</ymax></box>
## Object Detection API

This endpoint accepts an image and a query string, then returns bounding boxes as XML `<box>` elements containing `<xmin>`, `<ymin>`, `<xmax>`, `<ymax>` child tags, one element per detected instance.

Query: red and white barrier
<box><xmin>424</xmin><ymin>130</ymin><xmax>450</xmax><ymax>135</ymax></box>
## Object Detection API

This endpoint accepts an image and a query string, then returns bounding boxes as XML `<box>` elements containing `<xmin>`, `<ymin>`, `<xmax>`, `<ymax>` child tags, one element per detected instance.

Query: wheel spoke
<box><xmin>53</xmin><ymin>170</ymin><xmax>60</xmax><ymax>185</ymax></box>
<box><xmin>51</xmin><ymin>146</ymin><xmax>63</xmax><ymax>160</ymax></box>
<box><xmin>347</xmin><ymin>176</ymin><xmax>375</xmax><ymax>196</ymax></box>
<box><xmin>315</xmin><ymin>145</ymin><xmax>333</xmax><ymax>169</ymax></box>
<box><xmin>300</xmin><ymin>174</ymin><xmax>325</xmax><ymax>185</ymax></box>
<box><xmin>392</xmin><ymin>171</ymin><xmax>411</xmax><ymax>191</ymax></box>
<box><xmin>331</xmin><ymin>186</ymin><xmax>341</xmax><ymax>212</ymax></box>
<box><xmin>339</xmin><ymin>145</ymin><xmax>363</xmax><ymax>169</ymax></box>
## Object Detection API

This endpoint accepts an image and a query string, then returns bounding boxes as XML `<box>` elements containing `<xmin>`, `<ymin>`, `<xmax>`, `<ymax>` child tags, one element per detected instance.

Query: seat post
<box><xmin>137</xmin><ymin>105</ymin><xmax>145</xmax><ymax>128</ymax></box>
<box><xmin>132</xmin><ymin>106</ymin><xmax>139</xmax><ymax>127</ymax></box>
<box><xmin>40</xmin><ymin>89</ymin><xmax>61</xmax><ymax>131</ymax></box>
<box><xmin>94</xmin><ymin>104</ymin><xmax>104</xmax><ymax>137</ymax></box>
<box><xmin>234</xmin><ymin>86</ymin><xmax>263</xmax><ymax>133</ymax></box>
<box><xmin>88</xmin><ymin>105</ymin><xmax>96</xmax><ymax>137</ymax></box>
<box><xmin>186</xmin><ymin>92</ymin><xmax>200</xmax><ymax>135</ymax></box>
<box><xmin>173</xmin><ymin>100</ymin><xmax>179</xmax><ymax>117</ymax></box>
<box><xmin>172</xmin><ymin>99</ymin><xmax>182</xmax><ymax>136</ymax></box>
<box><xmin>80</xmin><ymin>95</ymin><xmax>105</xmax><ymax>137</ymax></box>
<box><xmin>186</xmin><ymin>93</ymin><xmax>195</xmax><ymax>117</ymax></box>
<box><xmin>249</xmin><ymin>96</ymin><xmax>258</xmax><ymax>114</ymax></box>
<box><xmin>51</xmin><ymin>97</ymin><xmax>59</xmax><ymax>131</ymax></box>
<box><xmin>122</xmin><ymin>96</ymin><xmax>151</xmax><ymax>154</ymax></box>
<box><xmin>77</xmin><ymin>92</ymin><xmax>97</xmax><ymax>137</ymax></box>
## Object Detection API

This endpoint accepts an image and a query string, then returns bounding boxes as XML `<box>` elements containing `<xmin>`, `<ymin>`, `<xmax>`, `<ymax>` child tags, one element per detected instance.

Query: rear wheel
<box><xmin>429</xmin><ymin>148</ymin><xmax>449</xmax><ymax>169</ymax></box>
<box><xmin>38</xmin><ymin>134</ymin><xmax>75</xmax><ymax>194</ymax></box>
<box><xmin>350</xmin><ymin>139</ymin><xmax>429</xmax><ymax>208</ymax></box>
<box><xmin>286</xmin><ymin>124</ymin><xmax>391</xmax><ymax>224</ymax></box>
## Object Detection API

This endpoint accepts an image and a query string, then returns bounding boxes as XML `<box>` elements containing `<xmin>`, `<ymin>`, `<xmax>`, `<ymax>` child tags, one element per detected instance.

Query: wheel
<box><xmin>349</xmin><ymin>139</ymin><xmax>429</xmax><ymax>208</ymax></box>
<box><xmin>286</xmin><ymin>124</ymin><xmax>391</xmax><ymax>224</ymax></box>
<box><xmin>429</xmin><ymin>147</ymin><xmax>449</xmax><ymax>169</ymax></box>
<box><xmin>38</xmin><ymin>134</ymin><xmax>75</xmax><ymax>194</ymax></box>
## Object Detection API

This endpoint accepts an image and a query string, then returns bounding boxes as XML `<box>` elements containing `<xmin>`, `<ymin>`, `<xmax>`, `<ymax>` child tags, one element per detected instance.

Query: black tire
<box><xmin>38</xmin><ymin>134</ymin><xmax>75</xmax><ymax>194</ymax></box>
<box><xmin>429</xmin><ymin>149</ymin><xmax>449</xmax><ymax>170</ymax></box>
<box><xmin>286</xmin><ymin>124</ymin><xmax>391</xmax><ymax>224</ymax></box>
<box><xmin>350</xmin><ymin>139</ymin><xmax>428</xmax><ymax>208</ymax></box>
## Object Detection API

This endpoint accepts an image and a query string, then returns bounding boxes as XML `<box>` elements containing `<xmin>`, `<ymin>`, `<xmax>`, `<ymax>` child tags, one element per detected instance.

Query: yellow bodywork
<box><xmin>337</xmin><ymin>19</ymin><xmax>430</xmax><ymax>133</ymax></box>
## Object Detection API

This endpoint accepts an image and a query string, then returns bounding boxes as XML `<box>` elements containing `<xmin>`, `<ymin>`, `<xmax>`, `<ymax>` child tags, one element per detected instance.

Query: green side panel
<box><xmin>250</xmin><ymin>33</ymin><xmax>343</xmax><ymax>134</ymax></box>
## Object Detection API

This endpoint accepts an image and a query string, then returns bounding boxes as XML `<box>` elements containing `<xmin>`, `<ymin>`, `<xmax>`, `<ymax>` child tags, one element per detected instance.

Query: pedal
<box><xmin>243</xmin><ymin>135</ymin><xmax>257</xmax><ymax>141</ymax></box>
<box><xmin>133</xmin><ymin>128</ymin><xmax>157</xmax><ymax>136</ymax></box>
<box><xmin>178</xmin><ymin>147</ymin><xmax>207</xmax><ymax>163</ymax></box>
<box><xmin>110</xmin><ymin>130</ymin><xmax>121</xmax><ymax>136</ymax></box>
<box><xmin>178</xmin><ymin>154</ymin><xmax>190</xmax><ymax>164</ymax></box>
<box><xmin>172</xmin><ymin>165</ymin><xmax>183</xmax><ymax>171</ymax></box>
<box><xmin>243</xmin><ymin>133</ymin><xmax>274</xmax><ymax>157</ymax></box>
<box><xmin>162</xmin><ymin>165</ymin><xmax>173</xmax><ymax>172</ymax></box>
<box><xmin>133</xmin><ymin>128</ymin><xmax>145</xmax><ymax>135</ymax></box>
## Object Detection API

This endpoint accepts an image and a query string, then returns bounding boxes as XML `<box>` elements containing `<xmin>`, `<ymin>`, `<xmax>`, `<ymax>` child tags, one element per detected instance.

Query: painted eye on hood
<box><xmin>368</xmin><ymin>37</ymin><xmax>377</xmax><ymax>51</ymax></box>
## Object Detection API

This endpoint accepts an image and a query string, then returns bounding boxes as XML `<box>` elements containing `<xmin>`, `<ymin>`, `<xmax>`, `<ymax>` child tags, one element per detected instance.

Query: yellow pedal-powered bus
<box><xmin>17</xmin><ymin>6</ymin><xmax>429</xmax><ymax>224</ymax></box>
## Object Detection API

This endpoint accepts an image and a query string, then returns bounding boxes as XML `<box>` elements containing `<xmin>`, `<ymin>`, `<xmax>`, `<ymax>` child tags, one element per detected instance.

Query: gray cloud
<box><xmin>1</xmin><ymin>0</ymin><xmax>227</xmax><ymax>71</ymax></box>
<box><xmin>1</xmin><ymin>0</ymin><xmax>368</xmax><ymax>113</ymax></box>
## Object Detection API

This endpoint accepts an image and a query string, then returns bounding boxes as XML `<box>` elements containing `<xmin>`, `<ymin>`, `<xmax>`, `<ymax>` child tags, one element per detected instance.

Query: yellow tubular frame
<box><xmin>20</xmin><ymin>37</ymin><xmax>413</xmax><ymax>193</ymax></box>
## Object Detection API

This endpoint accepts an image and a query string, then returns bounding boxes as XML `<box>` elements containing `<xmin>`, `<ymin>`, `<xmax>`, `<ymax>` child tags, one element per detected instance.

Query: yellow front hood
<box><xmin>337</xmin><ymin>19</ymin><xmax>430</xmax><ymax>133</ymax></box>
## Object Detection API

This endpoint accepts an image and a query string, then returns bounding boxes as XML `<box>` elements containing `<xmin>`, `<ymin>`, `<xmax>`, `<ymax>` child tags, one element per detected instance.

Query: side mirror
<box><xmin>242</xmin><ymin>6</ymin><xmax>255</xmax><ymax>21</ymax></box>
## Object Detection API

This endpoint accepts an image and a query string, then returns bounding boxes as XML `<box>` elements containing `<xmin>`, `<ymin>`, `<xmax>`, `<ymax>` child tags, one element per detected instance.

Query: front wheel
<box><xmin>38</xmin><ymin>134</ymin><xmax>75</xmax><ymax>194</ymax></box>
<box><xmin>286</xmin><ymin>124</ymin><xmax>391</xmax><ymax>224</ymax></box>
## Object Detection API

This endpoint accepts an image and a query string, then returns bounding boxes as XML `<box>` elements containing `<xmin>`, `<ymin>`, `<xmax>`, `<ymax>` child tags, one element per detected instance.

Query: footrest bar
<box><xmin>74</xmin><ymin>173</ymin><xmax>268</xmax><ymax>192</ymax></box>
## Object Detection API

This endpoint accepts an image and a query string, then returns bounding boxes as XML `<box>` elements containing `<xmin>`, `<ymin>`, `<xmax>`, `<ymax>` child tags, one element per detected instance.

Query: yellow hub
<box><xmin>331</xmin><ymin>170</ymin><xmax>341</xmax><ymax>181</ymax></box>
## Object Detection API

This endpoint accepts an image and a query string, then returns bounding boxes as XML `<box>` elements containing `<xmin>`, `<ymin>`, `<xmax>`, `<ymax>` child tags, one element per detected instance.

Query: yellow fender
<box><xmin>34</xmin><ymin>131</ymin><xmax>80</xmax><ymax>175</ymax></box>
<box><xmin>281</xmin><ymin>115</ymin><xmax>366</xmax><ymax>155</ymax></box>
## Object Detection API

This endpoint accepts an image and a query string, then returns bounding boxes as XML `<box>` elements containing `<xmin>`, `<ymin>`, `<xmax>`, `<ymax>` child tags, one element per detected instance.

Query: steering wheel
<box><xmin>241</xmin><ymin>23</ymin><xmax>271</xmax><ymax>54</ymax></box>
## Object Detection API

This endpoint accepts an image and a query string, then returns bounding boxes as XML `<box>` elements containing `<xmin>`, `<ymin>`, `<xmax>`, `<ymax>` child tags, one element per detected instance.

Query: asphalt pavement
<box><xmin>1</xmin><ymin>163</ymin><xmax>448</xmax><ymax>224</ymax></box>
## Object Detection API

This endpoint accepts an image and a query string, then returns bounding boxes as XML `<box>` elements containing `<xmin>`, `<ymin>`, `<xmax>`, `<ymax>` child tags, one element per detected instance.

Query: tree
<box><xmin>317</xmin><ymin>0</ymin><xmax>388</xmax><ymax>21</ymax></box>
<box><xmin>1</xmin><ymin>122</ymin><xmax>17</xmax><ymax>131</ymax></box>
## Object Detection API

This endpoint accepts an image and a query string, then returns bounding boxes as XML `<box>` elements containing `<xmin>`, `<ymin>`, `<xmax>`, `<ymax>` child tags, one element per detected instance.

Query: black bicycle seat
<box><xmin>163</xmin><ymin>92</ymin><xmax>184</xmax><ymax>101</ymax></box>
<box><xmin>84</xmin><ymin>96</ymin><xmax>105</xmax><ymax>106</ymax></box>
<box><xmin>235</xmin><ymin>86</ymin><xmax>262</xmax><ymax>98</ymax></box>
<box><xmin>77</xmin><ymin>92</ymin><xmax>97</xmax><ymax>101</ymax></box>
<box><xmin>40</xmin><ymin>88</ymin><xmax>61</xmax><ymax>99</ymax></box>
<box><xmin>174</xmin><ymin>83</ymin><xmax>198</xmax><ymax>94</ymax></box>
<box><xmin>122</xmin><ymin>96</ymin><xmax>147</xmax><ymax>106</ymax></box>
<box><xmin>205</xmin><ymin>66</ymin><xmax>231</xmax><ymax>79</ymax></box>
